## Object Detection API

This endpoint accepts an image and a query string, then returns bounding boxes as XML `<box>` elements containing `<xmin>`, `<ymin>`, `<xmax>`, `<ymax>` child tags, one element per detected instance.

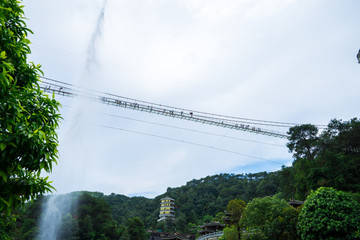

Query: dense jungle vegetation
<box><xmin>8</xmin><ymin>171</ymin><xmax>283</xmax><ymax>239</ymax></box>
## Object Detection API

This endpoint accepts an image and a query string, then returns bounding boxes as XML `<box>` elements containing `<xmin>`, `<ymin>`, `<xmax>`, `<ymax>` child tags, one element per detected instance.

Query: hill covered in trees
<box><xmin>10</xmin><ymin>171</ymin><xmax>282</xmax><ymax>239</ymax></box>
<box><xmin>6</xmin><ymin>118</ymin><xmax>360</xmax><ymax>239</ymax></box>
<box><xmin>104</xmin><ymin>171</ymin><xmax>281</xmax><ymax>228</ymax></box>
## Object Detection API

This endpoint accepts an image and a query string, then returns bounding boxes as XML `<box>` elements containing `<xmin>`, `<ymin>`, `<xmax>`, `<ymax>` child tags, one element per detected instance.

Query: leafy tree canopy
<box><xmin>219</xmin><ymin>225</ymin><xmax>239</xmax><ymax>240</ymax></box>
<box><xmin>286</xmin><ymin>118</ymin><xmax>360</xmax><ymax>199</ymax></box>
<box><xmin>226</xmin><ymin>198</ymin><xmax>246</xmax><ymax>226</ymax></box>
<box><xmin>0</xmin><ymin>0</ymin><xmax>61</xmax><ymax>234</ymax></box>
<box><xmin>240</xmin><ymin>196</ymin><xmax>299</xmax><ymax>240</ymax></box>
<box><xmin>127</xmin><ymin>217</ymin><xmax>147</xmax><ymax>240</ymax></box>
<box><xmin>298</xmin><ymin>187</ymin><xmax>360</xmax><ymax>240</ymax></box>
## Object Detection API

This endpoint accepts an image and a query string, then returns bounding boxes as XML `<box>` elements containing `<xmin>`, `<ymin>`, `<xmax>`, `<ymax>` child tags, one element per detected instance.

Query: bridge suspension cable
<box><xmin>38</xmin><ymin>76</ymin><xmax>318</xmax><ymax>139</ymax></box>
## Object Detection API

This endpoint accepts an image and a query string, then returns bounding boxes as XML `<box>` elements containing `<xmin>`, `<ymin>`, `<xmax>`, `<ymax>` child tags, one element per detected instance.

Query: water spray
<box><xmin>38</xmin><ymin>1</ymin><xmax>107</xmax><ymax>239</ymax></box>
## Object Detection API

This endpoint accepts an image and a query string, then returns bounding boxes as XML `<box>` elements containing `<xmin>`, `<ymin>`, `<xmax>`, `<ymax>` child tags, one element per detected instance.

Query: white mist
<box><xmin>38</xmin><ymin>1</ymin><xmax>107</xmax><ymax>239</ymax></box>
<box><xmin>37</xmin><ymin>194</ymin><xmax>76</xmax><ymax>240</ymax></box>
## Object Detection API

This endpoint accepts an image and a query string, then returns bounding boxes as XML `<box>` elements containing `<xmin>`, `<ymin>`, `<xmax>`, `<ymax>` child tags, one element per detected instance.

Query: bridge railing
<box><xmin>196</xmin><ymin>231</ymin><xmax>224</xmax><ymax>240</ymax></box>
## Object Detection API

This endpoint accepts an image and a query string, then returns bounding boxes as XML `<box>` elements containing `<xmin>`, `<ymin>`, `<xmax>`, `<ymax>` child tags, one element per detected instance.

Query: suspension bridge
<box><xmin>39</xmin><ymin>77</ymin><xmax>321</xmax><ymax>139</ymax></box>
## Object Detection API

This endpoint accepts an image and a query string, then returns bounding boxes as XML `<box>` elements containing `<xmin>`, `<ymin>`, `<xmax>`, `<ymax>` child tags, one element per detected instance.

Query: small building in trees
<box><xmin>288</xmin><ymin>199</ymin><xmax>304</xmax><ymax>208</ymax></box>
<box><xmin>197</xmin><ymin>221</ymin><xmax>225</xmax><ymax>240</ymax></box>
<box><xmin>158</xmin><ymin>197</ymin><xmax>175</xmax><ymax>222</ymax></box>
<box><xmin>223</xmin><ymin>211</ymin><xmax>231</xmax><ymax>225</ymax></box>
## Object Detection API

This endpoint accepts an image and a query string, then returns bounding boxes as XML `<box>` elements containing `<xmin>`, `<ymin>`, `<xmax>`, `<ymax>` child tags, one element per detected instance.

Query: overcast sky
<box><xmin>23</xmin><ymin>0</ymin><xmax>360</xmax><ymax>198</ymax></box>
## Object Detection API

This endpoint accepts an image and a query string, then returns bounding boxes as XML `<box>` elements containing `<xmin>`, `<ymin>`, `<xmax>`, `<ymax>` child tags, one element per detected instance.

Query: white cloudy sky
<box><xmin>23</xmin><ymin>0</ymin><xmax>360</xmax><ymax>198</ymax></box>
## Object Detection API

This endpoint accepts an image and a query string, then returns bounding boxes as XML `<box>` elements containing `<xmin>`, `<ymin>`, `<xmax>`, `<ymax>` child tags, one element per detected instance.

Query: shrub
<box><xmin>298</xmin><ymin>187</ymin><xmax>360</xmax><ymax>240</ymax></box>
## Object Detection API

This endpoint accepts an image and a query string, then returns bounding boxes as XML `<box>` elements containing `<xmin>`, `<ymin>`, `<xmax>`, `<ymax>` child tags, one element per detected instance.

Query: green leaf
<box><xmin>0</xmin><ymin>197</ymin><xmax>10</xmax><ymax>207</ymax></box>
<box><xmin>0</xmin><ymin>171</ymin><xmax>7</xmax><ymax>182</ymax></box>
<box><xmin>7</xmin><ymin>124</ymin><xmax>12</xmax><ymax>133</ymax></box>
<box><xmin>8</xmin><ymin>142</ymin><xmax>16</xmax><ymax>148</ymax></box>
<box><xmin>0</xmin><ymin>143</ymin><xmax>6</xmax><ymax>151</ymax></box>
<box><xmin>40</xmin><ymin>161</ymin><xmax>46</xmax><ymax>170</ymax></box>
<box><xmin>39</xmin><ymin>130</ymin><xmax>45</xmax><ymax>140</ymax></box>
<box><xmin>0</xmin><ymin>7</ymin><xmax>12</xmax><ymax>12</ymax></box>
<box><xmin>23</xmin><ymin>38</ymin><xmax>31</xmax><ymax>44</ymax></box>
<box><xmin>0</xmin><ymin>51</ymin><xmax>6</xmax><ymax>59</ymax></box>
<box><xmin>8</xmin><ymin>196</ymin><xmax>14</xmax><ymax>206</ymax></box>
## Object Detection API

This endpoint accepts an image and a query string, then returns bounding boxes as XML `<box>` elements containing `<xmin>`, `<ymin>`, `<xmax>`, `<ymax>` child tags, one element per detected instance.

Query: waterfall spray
<box><xmin>66</xmin><ymin>0</ymin><xmax>107</xmax><ymax>133</ymax></box>
<box><xmin>38</xmin><ymin>194</ymin><xmax>76</xmax><ymax>240</ymax></box>
<box><xmin>38</xmin><ymin>1</ymin><xmax>107</xmax><ymax>239</ymax></box>
<box><xmin>86</xmin><ymin>0</ymin><xmax>107</xmax><ymax>73</ymax></box>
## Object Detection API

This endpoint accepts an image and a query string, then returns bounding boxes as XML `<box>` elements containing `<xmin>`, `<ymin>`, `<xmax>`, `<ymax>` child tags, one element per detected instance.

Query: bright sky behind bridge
<box><xmin>23</xmin><ymin>0</ymin><xmax>360</xmax><ymax>198</ymax></box>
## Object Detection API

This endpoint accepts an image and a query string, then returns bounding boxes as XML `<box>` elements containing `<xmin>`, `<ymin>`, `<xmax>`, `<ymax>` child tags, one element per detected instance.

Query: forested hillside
<box><xmin>103</xmin><ymin>171</ymin><xmax>281</xmax><ymax>228</ymax></box>
<box><xmin>7</xmin><ymin>118</ymin><xmax>360</xmax><ymax>239</ymax></box>
<box><xmin>9</xmin><ymin>171</ymin><xmax>281</xmax><ymax>239</ymax></box>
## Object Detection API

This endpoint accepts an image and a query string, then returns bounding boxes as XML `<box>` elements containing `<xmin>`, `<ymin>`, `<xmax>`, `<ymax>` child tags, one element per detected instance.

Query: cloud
<box><xmin>23</xmin><ymin>0</ymin><xmax>360</xmax><ymax>198</ymax></box>
<box><xmin>181</xmin><ymin>0</ymin><xmax>298</xmax><ymax>23</ymax></box>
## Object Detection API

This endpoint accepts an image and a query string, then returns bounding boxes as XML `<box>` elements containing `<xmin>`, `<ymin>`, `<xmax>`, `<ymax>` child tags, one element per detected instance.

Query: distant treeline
<box><xmin>8</xmin><ymin>171</ymin><xmax>283</xmax><ymax>239</ymax></box>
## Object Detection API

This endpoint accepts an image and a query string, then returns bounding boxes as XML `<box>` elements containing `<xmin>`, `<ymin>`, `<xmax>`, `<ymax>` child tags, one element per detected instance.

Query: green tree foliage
<box><xmin>0</xmin><ymin>0</ymin><xmax>61</xmax><ymax>220</ymax></box>
<box><xmin>176</xmin><ymin>213</ymin><xmax>187</xmax><ymax>232</ymax></box>
<box><xmin>240</xmin><ymin>197</ymin><xmax>299</xmax><ymax>240</ymax></box>
<box><xmin>77</xmin><ymin>193</ymin><xmax>120</xmax><ymax>240</ymax></box>
<box><xmin>163</xmin><ymin>172</ymin><xmax>280</xmax><ymax>228</ymax></box>
<box><xmin>226</xmin><ymin>199</ymin><xmax>246</xmax><ymax>225</ymax></box>
<box><xmin>298</xmin><ymin>187</ymin><xmax>360</xmax><ymax>240</ymax></box>
<box><xmin>10</xmin><ymin>192</ymin><xmax>122</xmax><ymax>239</ymax></box>
<box><xmin>14</xmin><ymin>177</ymin><xmax>274</xmax><ymax>238</ymax></box>
<box><xmin>13</xmin><ymin>197</ymin><xmax>43</xmax><ymax>239</ymax></box>
<box><xmin>105</xmin><ymin>193</ymin><xmax>159</xmax><ymax>229</ymax></box>
<box><xmin>103</xmin><ymin>172</ymin><xmax>281</xmax><ymax>232</ymax></box>
<box><xmin>219</xmin><ymin>225</ymin><xmax>239</xmax><ymax>240</ymax></box>
<box><xmin>20</xmin><ymin>218</ymin><xmax>39</xmax><ymax>240</ymax></box>
<box><xmin>187</xmin><ymin>222</ymin><xmax>199</xmax><ymax>235</ymax></box>
<box><xmin>278</xmin><ymin>165</ymin><xmax>295</xmax><ymax>199</ymax></box>
<box><xmin>287</xmin><ymin>124</ymin><xmax>320</xmax><ymax>199</ymax></box>
<box><xmin>220</xmin><ymin>198</ymin><xmax>246</xmax><ymax>240</ymax></box>
<box><xmin>10</xmin><ymin>171</ymin><xmax>283</xmax><ymax>237</ymax></box>
<box><xmin>155</xmin><ymin>218</ymin><xmax>176</xmax><ymax>233</ymax></box>
<box><xmin>202</xmin><ymin>214</ymin><xmax>213</xmax><ymax>223</ymax></box>
<box><xmin>286</xmin><ymin>118</ymin><xmax>360</xmax><ymax>200</ymax></box>
<box><xmin>78</xmin><ymin>215</ymin><xmax>95</xmax><ymax>240</ymax></box>
<box><xmin>213</xmin><ymin>212</ymin><xmax>226</xmax><ymax>224</ymax></box>
<box><xmin>287</xmin><ymin>124</ymin><xmax>319</xmax><ymax>161</ymax></box>
<box><xmin>127</xmin><ymin>217</ymin><xmax>147</xmax><ymax>240</ymax></box>
<box><xmin>58</xmin><ymin>213</ymin><xmax>79</xmax><ymax>240</ymax></box>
